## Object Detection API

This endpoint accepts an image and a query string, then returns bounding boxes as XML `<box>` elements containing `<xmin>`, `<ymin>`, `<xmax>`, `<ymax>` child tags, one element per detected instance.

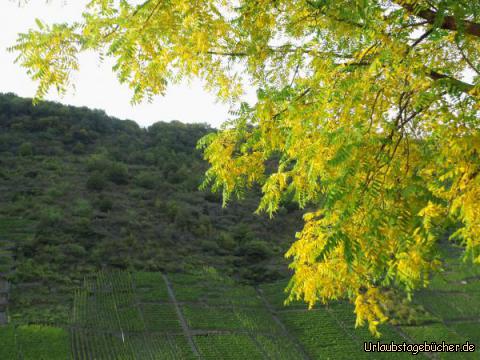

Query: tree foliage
<box><xmin>11</xmin><ymin>0</ymin><xmax>480</xmax><ymax>335</ymax></box>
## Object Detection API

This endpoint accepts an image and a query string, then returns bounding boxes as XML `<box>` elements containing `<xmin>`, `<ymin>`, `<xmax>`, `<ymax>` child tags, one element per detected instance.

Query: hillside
<box><xmin>0</xmin><ymin>93</ymin><xmax>303</xmax><ymax>325</ymax></box>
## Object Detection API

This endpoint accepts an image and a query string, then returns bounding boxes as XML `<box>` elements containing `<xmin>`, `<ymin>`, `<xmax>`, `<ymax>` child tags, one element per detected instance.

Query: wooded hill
<box><xmin>0</xmin><ymin>92</ymin><xmax>302</xmax><ymax>325</ymax></box>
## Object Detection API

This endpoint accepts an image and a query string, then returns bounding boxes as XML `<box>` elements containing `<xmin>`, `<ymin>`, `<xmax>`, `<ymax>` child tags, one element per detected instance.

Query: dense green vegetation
<box><xmin>0</xmin><ymin>92</ymin><xmax>303</xmax><ymax>326</ymax></box>
<box><xmin>0</xmin><ymin>324</ymin><xmax>69</xmax><ymax>360</ymax></box>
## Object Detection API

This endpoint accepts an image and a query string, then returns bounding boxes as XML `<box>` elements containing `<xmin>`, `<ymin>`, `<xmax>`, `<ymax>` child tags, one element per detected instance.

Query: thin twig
<box><xmin>455</xmin><ymin>41</ymin><xmax>480</xmax><ymax>76</ymax></box>
<box><xmin>103</xmin><ymin>0</ymin><xmax>153</xmax><ymax>39</ymax></box>
<box><xmin>140</xmin><ymin>0</ymin><xmax>162</xmax><ymax>32</ymax></box>
<box><xmin>410</xmin><ymin>28</ymin><xmax>433</xmax><ymax>49</ymax></box>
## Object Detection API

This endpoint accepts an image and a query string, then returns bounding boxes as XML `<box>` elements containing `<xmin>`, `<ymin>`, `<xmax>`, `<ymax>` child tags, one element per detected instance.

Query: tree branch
<box><xmin>306</xmin><ymin>0</ymin><xmax>366</xmax><ymax>30</ymax></box>
<box><xmin>410</xmin><ymin>28</ymin><xmax>433</xmax><ymax>49</ymax></box>
<box><xmin>140</xmin><ymin>0</ymin><xmax>162</xmax><ymax>32</ymax></box>
<box><xmin>206</xmin><ymin>50</ymin><xmax>248</xmax><ymax>57</ymax></box>
<box><xmin>103</xmin><ymin>0</ymin><xmax>153</xmax><ymax>39</ymax></box>
<box><xmin>429</xmin><ymin>70</ymin><xmax>474</xmax><ymax>92</ymax></box>
<box><xmin>206</xmin><ymin>47</ymin><xmax>353</xmax><ymax>59</ymax></box>
<box><xmin>397</xmin><ymin>1</ymin><xmax>480</xmax><ymax>38</ymax></box>
<box><xmin>455</xmin><ymin>41</ymin><xmax>480</xmax><ymax>76</ymax></box>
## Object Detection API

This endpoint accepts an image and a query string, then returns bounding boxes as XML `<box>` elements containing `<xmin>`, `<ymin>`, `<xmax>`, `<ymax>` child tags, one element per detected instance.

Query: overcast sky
<box><xmin>0</xmin><ymin>0</ymin><xmax>255</xmax><ymax>128</ymax></box>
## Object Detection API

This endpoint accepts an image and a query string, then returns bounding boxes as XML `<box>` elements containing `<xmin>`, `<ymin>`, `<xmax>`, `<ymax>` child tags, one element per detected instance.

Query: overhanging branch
<box><xmin>397</xmin><ymin>1</ymin><xmax>480</xmax><ymax>38</ymax></box>
<box><xmin>429</xmin><ymin>70</ymin><xmax>474</xmax><ymax>92</ymax></box>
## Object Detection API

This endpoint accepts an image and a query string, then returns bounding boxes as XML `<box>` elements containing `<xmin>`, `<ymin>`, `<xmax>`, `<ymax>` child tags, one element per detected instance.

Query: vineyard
<box><xmin>0</xmin><ymin>218</ymin><xmax>36</xmax><ymax>326</ymax></box>
<box><xmin>260</xmin><ymin>245</ymin><xmax>479</xmax><ymax>360</ymax></box>
<box><xmin>0</xmin><ymin>217</ymin><xmax>35</xmax><ymax>278</ymax></box>
<box><xmin>70</xmin><ymin>270</ymin><xmax>305</xmax><ymax>359</ymax></box>
<box><xmin>0</xmin><ymin>248</ymin><xmax>478</xmax><ymax>359</ymax></box>
<box><xmin>66</xmin><ymin>259</ymin><xmax>478</xmax><ymax>360</ymax></box>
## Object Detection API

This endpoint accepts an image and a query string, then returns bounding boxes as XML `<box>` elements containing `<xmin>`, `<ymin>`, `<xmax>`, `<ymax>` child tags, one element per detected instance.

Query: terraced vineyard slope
<box><xmin>0</xmin><ymin>218</ymin><xmax>35</xmax><ymax>325</ymax></box>
<box><xmin>259</xmin><ymin>245</ymin><xmax>480</xmax><ymax>360</ymax></box>
<box><xmin>69</xmin><ymin>268</ymin><xmax>479</xmax><ymax>359</ymax></box>
<box><xmin>404</xmin><ymin>246</ymin><xmax>480</xmax><ymax>359</ymax></box>
<box><xmin>70</xmin><ymin>270</ymin><xmax>305</xmax><ymax>359</ymax></box>
<box><xmin>0</xmin><ymin>263</ymin><xmax>478</xmax><ymax>359</ymax></box>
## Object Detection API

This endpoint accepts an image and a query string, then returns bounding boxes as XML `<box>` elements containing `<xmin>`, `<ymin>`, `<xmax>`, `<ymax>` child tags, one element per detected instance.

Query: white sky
<box><xmin>0</xmin><ymin>0</ymin><xmax>256</xmax><ymax>128</ymax></box>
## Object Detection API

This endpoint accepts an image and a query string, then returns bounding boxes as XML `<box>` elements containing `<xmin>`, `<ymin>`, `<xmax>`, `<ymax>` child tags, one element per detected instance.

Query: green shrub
<box><xmin>232</xmin><ymin>223</ymin><xmax>254</xmax><ymax>243</ymax></box>
<box><xmin>164</xmin><ymin>200</ymin><xmax>179</xmax><ymax>221</ymax></box>
<box><xmin>0</xmin><ymin>169</ymin><xmax>8</xmax><ymax>180</ymax></box>
<box><xmin>85</xmin><ymin>154</ymin><xmax>110</xmax><ymax>172</ymax></box>
<box><xmin>204</xmin><ymin>191</ymin><xmax>222</xmax><ymax>203</ymax></box>
<box><xmin>238</xmin><ymin>240</ymin><xmax>273</xmax><ymax>260</ymax></box>
<box><xmin>42</xmin><ymin>158</ymin><xmax>62</xmax><ymax>171</ymax></box>
<box><xmin>18</xmin><ymin>142</ymin><xmax>34</xmax><ymax>156</ymax></box>
<box><xmin>153</xmin><ymin>197</ymin><xmax>163</xmax><ymax>209</ymax></box>
<box><xmin>96</xmin><ymin>197</ymin><xmax>113</xmax><ymax>212</ymax></box>
<box><xmin>36</xmin><ymin>245</ymin><xmax>65</xmax><ymax>264</ymax></box>
<box><xmin>239</xmin><ymin>265</ymin><xmax>281</xmax><ymax>282</ymax></box>
<box><xmin>200</xmin><ymin>240</ymin><xmax>220</xmax><ymax>253</ymax></box>
<box><xmin>129</xmin><ymin>188</ymin><xmax>150</xmax><ymax>199</ymax></box>
<box><xmin>61</xmin><ymin>243</ymin><xmax>87</xmax><ymax>257</ymax></box>
<box><xmin>86</xmin><ymin>171</ymin><xmax>107</xmax><ymax>191</ymax></box>
<box><xmin>45</xmin><ymin>183</ymin><xmax>70</xmax><ymax>200</ymax></box>
<box><xmin>72</xmin><ymin>199</ymin><xmax>92</xmax><ymax>217</ymax></box>
<box><xmin>135</xmin><ymin>171</ymin><xmax>157</xmax><ymax>189</ymax></box>
<box><xmin>72</xmin><ymin>142</ymin><xmax>86</xmax><ymax>154</ymax></box>
<box><xmin>39</xmin><ymin>206</ymin><xmax>63</xmax><ymax>226</ymax></box>
<box><xmin>190</xmin><ymin>215</ymin><xmax>212</xmax><ymax>237</ymax></box>
<box><xmin>106</xmin><ymin>162</ymin><xmax>129</xmax><ymax>184</ymax></box>
<box><xmin>24</xmin><ymin>170</ymin><xmax>38</xmax><ymax>178</ymax></box>
<box><xmin>216</xmin><ymin>232</ymin><xmax>236</xmax><ymax>251</ymax></box>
